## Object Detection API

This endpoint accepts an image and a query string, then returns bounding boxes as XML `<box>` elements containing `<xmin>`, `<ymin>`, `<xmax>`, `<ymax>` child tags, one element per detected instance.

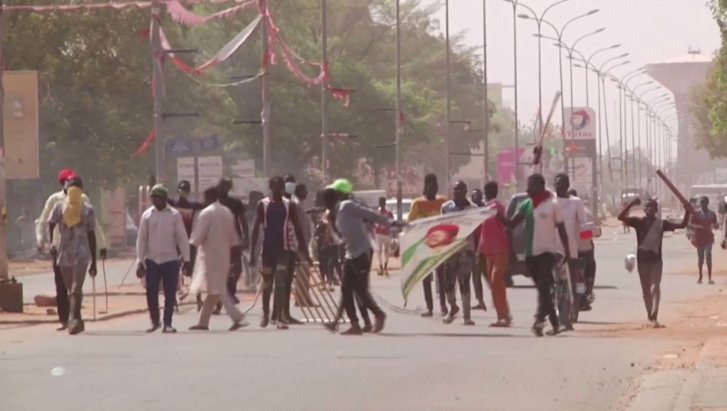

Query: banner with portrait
<box><xmin>399</xmin><ymin>206</ymin><xmax>496</xmax><ymax>303</ymax></box>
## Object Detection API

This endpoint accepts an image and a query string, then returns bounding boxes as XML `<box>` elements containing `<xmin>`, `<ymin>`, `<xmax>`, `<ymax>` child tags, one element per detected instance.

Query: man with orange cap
<box><xmin>36</xmin><ymin>169</ymin><xmax>107</xmax><ymax>331</ymax></box>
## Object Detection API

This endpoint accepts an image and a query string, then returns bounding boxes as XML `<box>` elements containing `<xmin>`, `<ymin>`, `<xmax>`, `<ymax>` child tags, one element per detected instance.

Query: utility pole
<box><xmin>320</xmin><ymin>0</ymin><xmax>329</xmax><ymax>182</ymax></box>
<box><xmin>261</xmin><ymin>0</ymin><xmax>271</xmax><ymax>176</ymax></box>
<box><xmin>444</xmin><ymin>0</ymin><xmax>451</xmax><ymax>192</ymax></box>
<box><xmin>150</xmin><ymin>0</ymin><xmax>165</xmax><ymax>182</ymax></box>
<box><xmin>482</xmin><ymin>0</ymin><xmax>489</xmax><ymax>182</ymax></box>
<box><xmin>395</xmin><ymin>0</ymin><xmax>402</xmax><ymax>219</ymax></box>
<box><xmin>0</xmin><ymin>0</ymin><xmax>7</xmax><ymax>283</ymax></box>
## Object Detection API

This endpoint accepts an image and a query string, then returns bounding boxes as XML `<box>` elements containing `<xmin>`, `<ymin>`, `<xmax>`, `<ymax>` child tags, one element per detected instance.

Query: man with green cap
<box><xmin>136</xmin><ymin>184</ymin><xmax>192</xmax><ymax>333</ymax></box>
<box><xmin>323</xmin><ymin>179</ymin><xmax>403</xmax><ymax>335</ymax></box>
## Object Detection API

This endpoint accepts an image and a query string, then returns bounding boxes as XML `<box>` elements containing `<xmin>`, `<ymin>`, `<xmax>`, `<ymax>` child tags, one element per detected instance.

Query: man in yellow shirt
<box><xmin>407</xmin><ymin>173</ymin><xmax>448</xmax><ymax>317</ymax></box>
<box><xmin>36</xmin><ymin>169</ymin><xmax>107</xmax><ymax>331</ymax></box>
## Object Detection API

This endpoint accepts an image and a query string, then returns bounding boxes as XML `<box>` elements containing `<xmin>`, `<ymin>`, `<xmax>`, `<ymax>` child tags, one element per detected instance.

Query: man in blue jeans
<box><xmin>136</xmin><ymin>184</ymin><xmax>192</xmax><ymax>333</ymax></box>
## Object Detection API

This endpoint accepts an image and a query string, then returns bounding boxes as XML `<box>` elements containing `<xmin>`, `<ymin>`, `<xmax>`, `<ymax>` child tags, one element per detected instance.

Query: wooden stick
<box><xmin>532</xmin><ymin>91</ymin><xmax>562</xmax><ymax>166</ymax></box>
<box><xmin>655</xmin><ymin>169</ymin><xmax>704</xmax><ymax>224</ymax></box>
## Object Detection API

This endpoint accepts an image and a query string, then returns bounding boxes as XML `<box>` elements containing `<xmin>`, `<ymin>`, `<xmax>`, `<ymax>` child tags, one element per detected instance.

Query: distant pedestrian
<box><xmin>47</xmin><ymin>176</ymin><xmax>98</xmax><ymax>335</ymax></box>
<box><xmin>167</xmin><ymin>180</ymin><xmax>203</xmax><ymax>304</ymax></box>
<box><xmin>691</xmin><ymin>196</ymin><xmax>718</xmax><ymax>284</ymax></box>
<box><xmin>188</xmin><ymin>187</ymin><xmax>248</xmax><ymax>331</ymax></box>
<box><xmin>619</xmin><ymin>198</ymin><xmax>689</xmax><ymax>327</ymax></box>
<box><xmin>37</xmin><ymin>169</ymin><xmax>107</xmax><ymax>331</ymax></box>
<box><xmin>136</xmin><ymin>184</ymin><xmax>191</xmax><ymax>333</ymax></box>
<box><xmin>470</xmin><ymin>188</ymin><xmax>488</xmax><ymax>310</ymax></box>
<box><xmin>374</xmin><ymin>196</ymin><xmax>394</xmax><ymax>276</ymax></box>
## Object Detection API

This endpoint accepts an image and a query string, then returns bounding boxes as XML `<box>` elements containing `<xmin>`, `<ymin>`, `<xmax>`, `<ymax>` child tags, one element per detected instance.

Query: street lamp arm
<box><xmin>599</xmin><ymin>53</ymin><xmax>630</xmax><ymax>72</ymax></box>
<box><xmin>572</xmin><ymin>28</ymin><xmax>605</xmax><ymax>50</ymax></box>
<box><xmin>602</xmin><ymin>59</ymin><xmax>630</xmax><ymax>74</ymax></box>
<box><xmin>586</xmin><ymin>45</ymin><xmax>619</xmax><ymax>67</ymax></box>
<box><xmin>560</xmin><ymin>9</ymin><xmax>598</xmax><ymax>37</ymax></box>
<box><xmin>542</xmin><ymin>0</ymin><xmax>572</xmax><ymax>20</ymax></box>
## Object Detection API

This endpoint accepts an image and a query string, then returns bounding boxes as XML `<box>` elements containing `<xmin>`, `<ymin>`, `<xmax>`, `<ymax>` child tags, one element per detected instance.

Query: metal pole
<box><xmin>320</xmin><ymin>0</ymin><xmax>329</xmax><ymax>182</ymax></box>
<box><xmin>512</xmin><ymin>2</ymin><xmax>520</xmax><ymax>184</ymax></box>
<box><xmin>150</xmin><ymin>0</ymin><xmax>165</xmax><ymax>181</ymax></box>
<box><xmin>395</xmin><ymin>0</ymin><xmax>402</xmax><ymax>219</ymax></box>
<box><xmin>445</xmin><ymin>0</ymin><xmax>451</xmax><ymax>190</ymax></box>
<box><xmin>637</xmin><ymin>103</ymin><xmax>641</xmax><ymax>187</ymax></box>
<box><xmin>558</xmin><ymin>45</ymin><xmax>566</xmax><ymax>174</ymax></box>
<box><xmin>584</xmin><ymin>65</ymin><xmax>590</xmax><ymax>106</ymax></box>
<box><xmin>618</xmin><ymin>87</ymin><xmax>624</xmax><ymax>185</ymax></box>
<box><xmin>261</xmin><ymin>0</ymin><xmax>271</xmax><ymax>176</ymax></box>
<box><xmin>536</xmin><ymin>21</ymin><xmax>543</xmax><ymax>140</ymax></box>
<box><xmin>597</xmin><ymin>73</ymin><xmax>603</xmax><ymax>188</ymax></box>
<box><xmin>630</xmin><ymin>95</ymin><xmax>637</xmax><ymax>187</ymax></box>
<box><xmin>482</xmin><ymin>0</ymin><xmax>490</xmax><ymax>182</ymax></box>
<box><xmin>568</xmin><ymin>53</ymin><xmax>575</xmax><ymax>176</ymax></box>
<box><xmin>0</xmin><ymin>0</ymin><xmax>8</xmax><ymax>282</ymax></box>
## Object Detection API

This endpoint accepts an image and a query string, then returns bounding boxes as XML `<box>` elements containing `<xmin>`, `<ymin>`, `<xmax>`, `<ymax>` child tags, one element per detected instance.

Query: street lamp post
<box><xmin>529</xmin><ymin>9</ymin><xmax>599</xmax><ymax>176</ymax></box>
<box><xmin>395</xmin><ymin>0</ymin><xmax>402</xmax><ymax>218</ymax></box>
<box><xmin>483</xmin><ymin>0</ymin><xmax>490</xmax><ymax>181</ymax></box>
<box><xmin>514</xmin><ymin>0</ymin><xmax>571</xmax><ymax>138</ymax></box>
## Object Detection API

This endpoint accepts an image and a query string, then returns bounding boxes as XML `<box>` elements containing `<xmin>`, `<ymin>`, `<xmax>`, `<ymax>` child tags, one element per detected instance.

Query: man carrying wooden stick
<box><xmin>618</xmin><ymin>197</ymin><xmax>689</xmax><ymax>327</ymax></box>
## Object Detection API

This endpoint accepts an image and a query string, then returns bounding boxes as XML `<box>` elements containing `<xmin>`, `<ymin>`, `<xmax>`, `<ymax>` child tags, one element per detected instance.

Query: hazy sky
<box><xmin>431</xmin><ymin>0</ymin><xmax>721</xmax><ymax>158</ymax></box>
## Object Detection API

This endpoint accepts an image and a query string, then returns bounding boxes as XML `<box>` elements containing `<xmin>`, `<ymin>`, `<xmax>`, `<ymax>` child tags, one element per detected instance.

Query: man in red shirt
<box><xmin>479</xmin><ymin>181</ymin><xmax>512</xmax><ymax>327</ymax></box>
<box><xmin>374</xmin><ymin>197</ymin><xmax>394</xmax><ymax>276</ymax></box>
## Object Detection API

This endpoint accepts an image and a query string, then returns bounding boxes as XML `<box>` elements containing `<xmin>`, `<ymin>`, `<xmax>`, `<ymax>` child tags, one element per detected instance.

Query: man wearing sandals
<box><xmin>479</xmin><ymin>181</ymin><xmax>512</xmax><ymax>327</ymax></box>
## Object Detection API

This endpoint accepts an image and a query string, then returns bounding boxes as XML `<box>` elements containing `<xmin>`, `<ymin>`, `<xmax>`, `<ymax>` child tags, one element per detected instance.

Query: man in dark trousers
<box><xmin>619</xmin><ymin>198</ymin><xmax>689</xmax><ymax>327</ymax></box>
<box><xmin>691</xmin><ymin>196</ymin><xmax>718</xmax><ymax>284</ymax></box>
<box><xmin>322</xmin><ymin>179</ymin><xmax>402</xmax><ymax>335</ymax></box>
<box><xmin>250</xmin><ymin>176</ymin><xmax>310</xmax><ymax>330</ymax></box>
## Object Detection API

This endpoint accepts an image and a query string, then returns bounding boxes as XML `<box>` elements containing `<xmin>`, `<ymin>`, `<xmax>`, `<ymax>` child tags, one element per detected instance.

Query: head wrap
<box><xmin>326</xmin><ymin>178</ymin><xmax>353</xmax><ymax>195</ymax></box>
<box><xmin>150</xmin><ymin>184</ymin><xmax>168</xmax><ymax>197</ymax></box>
<box><xmin>63</xmin><ymin>186</ymin><xmax>83</xmax><ymax>227</ymax></box>
<box><xmin>58</xmin><ymin>169</ymin><xmax>76</xmax><ymax>185</ymax></box>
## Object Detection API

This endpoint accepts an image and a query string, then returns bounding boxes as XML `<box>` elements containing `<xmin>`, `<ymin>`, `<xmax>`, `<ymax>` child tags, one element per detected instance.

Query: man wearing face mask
<box><xmin>36</xmin><ymin>169</ymin><xmax>107</xmax><ymax>331</ymax></box>
<box><xmin>273</xmin><ymin>174</ymin><xmax>304</xmax><ymax>324</ymax></box>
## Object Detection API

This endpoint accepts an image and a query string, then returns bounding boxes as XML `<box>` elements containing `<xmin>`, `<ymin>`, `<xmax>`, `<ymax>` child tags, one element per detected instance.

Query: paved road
<box><xmin>0</xmin><ymin>227</ymin><xmax>717</xmax><ymax>411</ymax></box>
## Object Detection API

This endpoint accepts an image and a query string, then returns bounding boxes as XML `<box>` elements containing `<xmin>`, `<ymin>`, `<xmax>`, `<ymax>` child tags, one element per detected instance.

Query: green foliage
<box><xmin>3</xmin><ymin>0</ymin><xmax>495</xmax><ymax>192</ymax></box>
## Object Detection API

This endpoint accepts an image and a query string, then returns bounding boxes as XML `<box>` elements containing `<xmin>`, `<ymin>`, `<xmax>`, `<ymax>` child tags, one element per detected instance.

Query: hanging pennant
<box><xmin>133</xmin><ymin>128</ymin><xmax>157</xmax><ymax>156</ymax></box>
<box><xmin>328</xmin><ymin>87</ymin><xmax>352</xmax><ymax>107</ymax></box>
<box><xmin>165</xmin><ymin>0</ymin><xmax>254</xmax><ymax>26</ymax></box>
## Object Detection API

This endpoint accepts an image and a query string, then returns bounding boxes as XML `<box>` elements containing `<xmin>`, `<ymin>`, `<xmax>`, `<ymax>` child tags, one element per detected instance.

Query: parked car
<box><xmin>386</xmin><ymin>198</ymin><xmax>413</xmax><ymax>222</ymax></box>
<box><xmin>126</xmin><ymin>211</ymin><xmax>138</xmax><ymax>248</ymax></box>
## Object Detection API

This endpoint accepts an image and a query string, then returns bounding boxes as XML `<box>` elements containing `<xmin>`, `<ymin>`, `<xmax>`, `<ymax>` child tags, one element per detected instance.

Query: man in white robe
<box><xmin>188</xmin><ymin>187</ymin><xmax>248</xmax><ymax>331</ymax></box>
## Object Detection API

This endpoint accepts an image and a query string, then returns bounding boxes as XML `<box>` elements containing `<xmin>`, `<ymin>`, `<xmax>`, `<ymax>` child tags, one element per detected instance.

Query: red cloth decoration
<box><xmin>134</xmin><ymin>128</ymin><xmax>156</xmax><ymax>156</ymax></box>
<box><xmin>328</xmin><ymin>87</ymin><xmax>351</xmax><ymax>107</ymax></box>
<box><xmin>166</xmin><ymin>0</ymin><xmax>253</xmax><ymax>26</ymax></box>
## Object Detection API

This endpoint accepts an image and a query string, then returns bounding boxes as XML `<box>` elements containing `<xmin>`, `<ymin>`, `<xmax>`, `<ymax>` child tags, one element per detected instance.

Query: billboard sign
<box><xmin>3</xmin><ymin>71</ymin><xmax>39</xmax><ymax>179</ymax></box>
<box><xmin>197</xmin><ymin>156</ymin><xmax>223</xmax><ymax>191</ymax></box>
<box><xmin>564</xmin><ymin>107</ymin><xmax>596</xmax><ymax>140</ymax></box>
<box><xmin>496</xmin><ymin>147</ymin><xmax>525</xmax><ymax>182</ymax></box>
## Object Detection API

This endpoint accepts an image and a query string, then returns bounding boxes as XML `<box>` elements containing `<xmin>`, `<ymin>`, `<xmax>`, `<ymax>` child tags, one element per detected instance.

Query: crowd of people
<box><xmin>37</xmin><ymin>166</ymin><xmax>713</xmax><ymax>337</ymax></box>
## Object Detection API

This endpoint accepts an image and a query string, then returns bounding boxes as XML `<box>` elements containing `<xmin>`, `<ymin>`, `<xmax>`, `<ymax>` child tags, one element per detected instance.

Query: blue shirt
<box><xmin>336</xmin><ymin>200</ymin><xmax>393</xmax><ymax>259</ymax></box>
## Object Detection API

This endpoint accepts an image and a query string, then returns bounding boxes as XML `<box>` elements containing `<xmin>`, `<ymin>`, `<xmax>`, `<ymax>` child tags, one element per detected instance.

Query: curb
<box><xmin>0</xmin><ymin>302</ymin><xmax>196</xmax><ymax>326</ymax></box>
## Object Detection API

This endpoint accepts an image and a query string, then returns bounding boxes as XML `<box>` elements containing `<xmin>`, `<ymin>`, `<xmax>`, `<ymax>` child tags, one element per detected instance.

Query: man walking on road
<box><xmin>216</xmin><ymin>178</ymin><xmax>249</xmax><ymax>312</ymax></box>
<box><xmin>167</xmin><ymin>180</ymin><xmax>203</xmax><ymax>302</ymax></box>
<box><xmin>408</xmin><ymin>174</ymin><xmax>448</xmax><ymax>317</ymax></box>
<box><xmin>691</xmin><ymin>196</ymin><xmax>718</xmax><ymax>284</ymax></box>
<box><xmin>619</xmin><ymin>198</ymin><xmax>690</xmax><ymax>327</ymax></box>
<box><xmin>374</xmin><ymin>196</ymin><xmax>394</xmax><ymax>276</ymax></box>
<box><xmin>38</xmin><ymin>169</ymin><xmax>107</xmax><ymax>331</ymax></box>
<box><xmin>569</xmin><ymin>188</ymin><xmax>598</xmax><ymax>311</ymax></box>
<box><xmin>470</xmin><ymin>188</ymin><xmax>488</xmax><ymax>310</ymax></box>
<box><xmin>500</xmin><ymin>174</ymin><xmax>571</xmax><ymax>337</ymax></box>
<box><xmin>48</xmin><ymin>176</ymin><xmax>99</xmax><ymax>335</ymax></box>
<box><xmin>479</xmin><ymin>181</ymin><xmax>511</xmax><ymax>327</ymax></box>
<box><xmin>188</xmin><ymin>187</ymin><xmax>249</xmax><ymax>331</ymax></box>
<box><xmin>553</xmin><ymin>174</ymin><xmax>588</xmax><ymax>331</ymax></box>
<box><xmin>440</xmin><ymin>181</ymin><xmax>476</xmax><ymax>325</ymax></box>
<box><xmin>250</xmin><ymin>176</ymin><xmax>310</xmax><ymax>330</ymax></box>
<box><xmin>323</xmin><ymin>179</ymin><xmax>399</xmax><ymax>335</ymax></box>
<box><xmin>136</xmin><ymin>184</ymin><xmax>191</xmax><ymax>333</ymax></box>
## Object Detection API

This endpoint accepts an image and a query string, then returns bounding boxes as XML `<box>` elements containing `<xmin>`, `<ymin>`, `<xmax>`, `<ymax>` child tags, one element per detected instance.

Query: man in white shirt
<box><xmin>136</xmin><ymin>184</ymin><xmax>191</xmax><ymax>333</ymax></box>
<box><xmin>553</xmin><ymin>173</ymin><xmax>588</xmax><ymax>330</ymax></box>
<box><xmin>500</xmin><ymin>173</ymin><xmax>571</xmax><ymax>337</ymax></box>
<box><xmin>36</xmin><ymin>168</ymin><xmax>107</xmax><ymax>331</ymax></box>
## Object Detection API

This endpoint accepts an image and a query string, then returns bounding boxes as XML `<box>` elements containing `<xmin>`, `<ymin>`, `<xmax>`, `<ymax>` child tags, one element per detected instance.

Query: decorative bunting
<box><xmin>165</xmin><ymin>0</ymin><xmax>254</xmax><ymax>26</ymax></box>
<box><xmin>328</xmin><ymin>87</ymin><xmax>352</xmax><ymax>107</ymax></box>
<box><xmin>4</xmin><ymin>1</ymin><xmax>151</xmax><ymax>12</ymax></box>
